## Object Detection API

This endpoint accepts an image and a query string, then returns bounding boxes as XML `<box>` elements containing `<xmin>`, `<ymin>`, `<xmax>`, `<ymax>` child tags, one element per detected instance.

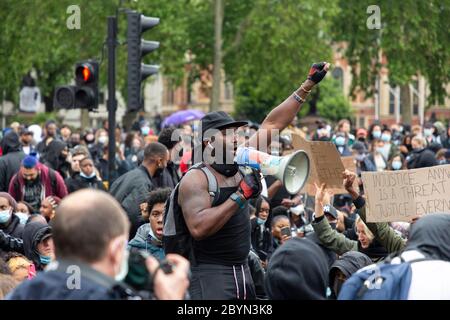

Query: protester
<box><xmin>250</xmin><ymin>195</ymin><xmax>273</xmax><ymax>266</ymax></box>
<box><xmin>19</xmin><ymin>127</ymin><xmax>36</xmax><ymax>156</ymax></box>
<box><xmin>67</xmin><ymin>157</ymin><xmax>105</xmax><ymax>193</ymax></box>
<box><xmin>312</xmin><ymin>183</ymin><xmax>388</xmax><ymax>262</ymax></box>
<box><xmin>407</xmin><ymin>136</ymin><xmax>438</xmax><ymax>169</ymax></box>
<box><xmin>110</xmin><ymin>142</ymin><xmax>169</xmax><ymax>238</ymax></box>
<box><xmin>177</xmin><ymin>62</ymin><xmax>330</xmax><ymax>300</ymax></box>
<box><xmin>8</xmin><ymin>156</ymin><xmax>68</xmax><ymax>210</ymax></box>
<box><xmin>0</xmin><ymin>131</ymin><xmax>26</xmax><ymax>192</ymax></box>
<box><xmin>16</xmin><ymin>201</ymin><xmax>34</xmax><ymax>222</ymax></box>
<box><xmin>128</xmin><ymin>188</ymin><xmax>171</xmax><ymax>259</ymax></box>
<box><xmin>36</xmin><ymin>121</ymin><xmax>59</xmax><ymax>158</ymax></box>
<box><xmin>334</xmin><ymin>132</ymin><xmax>352</xmax><ymax>156</ymax></box>
<box><xmin>39</xmin><ymin>196</ymin><xmax>61</xmax><ymax>222</ymax></box>
<box><xmin>271</xmin><ymin>215</ymin><xmax>292</xmax><ymax>252</ymax></box>
<box><xmin>265</xmin><ymin>237</ymin><xmax>329</xmax><ymax>300</ymax></box>
<box><xmin>8</xmin><ymin>190</ymin><xmax>190</xmax><ymax>300</ymax></box>
<box><xmin>3</xmin><ymin>252</ymin><xmax>34</xmax><ymax>282</ymax></box>
<box><xmin>21</xmin><ymin>220</ymin><xmax>54</xmax><ymax>271</ymax></box>
<box><xmin>41</xmin><ymin>140</ymin><xmax>71</xmax><ymax>179</ymax></box>
<box><xmin>387</xmin><ymin>154</ymin><xmax>406</xmax><ymax>171</ymax></box>
<box><xmin>328</xmin><ymin>251</ymin><xmax>372</xmax><ymax>299</ymax></box>
<box><xmin>157</xmin><ymin>127</ymin><xmax>181</xmax><ymax>189</ymax></box>
<box><xmin>0</xmin><ymin>193</ymin><xmax>23</xmax><ymax>238</ymax></box>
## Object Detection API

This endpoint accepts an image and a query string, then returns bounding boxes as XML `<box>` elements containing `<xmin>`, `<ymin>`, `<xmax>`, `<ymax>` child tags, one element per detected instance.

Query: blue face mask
<box><xmin>141</xmin><ymin>126</ymin><xmax>150</xmax><ymax>136</ymax></box>
<box><xmin>392</xmin><ymin>161</ymin><xmax>402</xmax><ymax>170</ymax></box>
<box><xmin>372</xmin><ymin>131</ymin><xmax>381</xmax><ymax>139</ymax></box>
<box><xmin>39</xmin><ymin>254</ymin><xmax>52</xmax><ymax>265</ymax></box>
<box><xmin>0</xmin><ymin>209</ymin><xmax>11</xmax><ymax>224</ymax></box>
<box><xmin>256</xmin><ymin>217</ymin><xmax>267</xmax><ymax>225</ymax></box>
<box><xmin>15</xmin><ymin>212</ymin><xmax>29</xmax><ymax>225</ymax></box>
<box><xmin>80</xmin><ymin>171</ymin><xmax>96</xmax><ymax>179</ymax></box>
<box><xmin>381</xmin><ymin>133</ymin><xmax>391</xmax><ymax>142</ymax></box>
<box><xmin>335</xmin><ymin>136</ymin><xmax>346</xmax><ymax>146</ymax></box>
<box><xmin>424</xmin><ymin>128</ymin><xmax>433</xmax><ymax>137</ymax></box>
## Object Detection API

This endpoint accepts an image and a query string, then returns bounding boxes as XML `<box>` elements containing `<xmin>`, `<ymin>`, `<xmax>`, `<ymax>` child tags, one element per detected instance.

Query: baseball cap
<box><xmin>200</xmin><ymin>111</ymin><xmax>247</xmax><ymax>136</ymax></box>
<box><xmin>323</xmin><ymin>204</ymin><xmax>338</xmax><ymax>219</ymax></box>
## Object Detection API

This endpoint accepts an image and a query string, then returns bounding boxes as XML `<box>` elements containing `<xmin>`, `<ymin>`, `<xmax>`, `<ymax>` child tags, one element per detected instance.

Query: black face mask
<box><xmin>211</xmin><ymin>163</ymin><xmax>239</xmax><ymax>177</ymax></box>
<box><xmin>358</xmin><ymin>137</ymin><xmax>366</xmax><ymax>142</ymax></box>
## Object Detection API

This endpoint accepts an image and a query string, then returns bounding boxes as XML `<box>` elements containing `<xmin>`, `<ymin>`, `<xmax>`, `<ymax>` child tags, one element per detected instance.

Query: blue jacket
<box><xmin>128</xmin><ymin>223</ymin><xmax>165</xmax><ymax>260</ymax></box>
<box><xmin>7</xmin><ymin>260</ymin><xmax>136</xmax><ymax>300</ymax></box>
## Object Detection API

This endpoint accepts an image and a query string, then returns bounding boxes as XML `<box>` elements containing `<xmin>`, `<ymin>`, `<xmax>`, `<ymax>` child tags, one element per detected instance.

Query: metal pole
<box><xmin>107</xmin><ymin>16</ymin><xmax>117</xmax><ymax>189</ymax></box>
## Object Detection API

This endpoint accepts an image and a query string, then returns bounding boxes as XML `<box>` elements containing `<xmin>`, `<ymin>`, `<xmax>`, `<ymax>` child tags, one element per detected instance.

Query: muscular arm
<box><xmin>247</xmin><ymin>63</ymin><xmax>330</xmax><ymax>150</ymax></box>
<box><xmin>178</xmin><ymin>170</ymin><xmax>243</xmax><ymax>240</ymax></box>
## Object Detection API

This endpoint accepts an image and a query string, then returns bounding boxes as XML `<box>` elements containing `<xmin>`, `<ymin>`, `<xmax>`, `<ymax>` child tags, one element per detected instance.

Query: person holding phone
<box><xmin>271</xmin><ymin>215</ymin><xmax>292</xmax><ymax>251</ymax></box>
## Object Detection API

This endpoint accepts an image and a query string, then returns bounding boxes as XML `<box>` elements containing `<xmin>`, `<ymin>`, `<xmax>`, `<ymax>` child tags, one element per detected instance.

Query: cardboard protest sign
<box><xmin>291</xmin><ymin>134</ymin><xmax>347</xmax><ymax>195</ymax></box>
<box><xmin>361</xmin><ymin>165</ymin><xmax>450</xmax><ymax>222</ymax></box>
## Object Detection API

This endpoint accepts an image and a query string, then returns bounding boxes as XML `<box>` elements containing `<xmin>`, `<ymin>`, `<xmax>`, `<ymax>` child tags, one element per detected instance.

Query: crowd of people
<box><xmin>1</xmin><ymin>61</ymin><xmax>450</xmax><ymax>300</ymax></box>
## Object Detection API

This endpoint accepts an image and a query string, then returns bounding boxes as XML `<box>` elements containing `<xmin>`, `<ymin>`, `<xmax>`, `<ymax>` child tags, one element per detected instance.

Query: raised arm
<box><xmin>247</xmin><ymin>62</ymin><xmax>330</xmax><ymax>150</ymax></box>
<box><xmin>312</xmin><ymin>183</ymin><xmax>358</xmax><ymax>255</ymax></box>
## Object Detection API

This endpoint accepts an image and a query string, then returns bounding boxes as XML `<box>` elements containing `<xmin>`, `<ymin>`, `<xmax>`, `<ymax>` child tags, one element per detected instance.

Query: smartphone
<box><xmin>280</xmin><ymin>226</ymin><xmax>291</xmax><ymax>237</ymax></box>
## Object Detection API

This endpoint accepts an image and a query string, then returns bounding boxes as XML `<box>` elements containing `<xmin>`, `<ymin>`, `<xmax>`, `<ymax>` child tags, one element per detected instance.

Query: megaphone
<box><xmin>235</xmin><ymin>147</ymin><xmax>310</xmax><ymax>195</ymax></box>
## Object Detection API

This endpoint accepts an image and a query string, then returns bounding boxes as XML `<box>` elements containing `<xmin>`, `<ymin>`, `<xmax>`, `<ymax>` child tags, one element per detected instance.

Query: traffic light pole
<box><xmin>107</xmin><ymin>16</ymin><xmax>117</xmax><ymax>189</ymax></box>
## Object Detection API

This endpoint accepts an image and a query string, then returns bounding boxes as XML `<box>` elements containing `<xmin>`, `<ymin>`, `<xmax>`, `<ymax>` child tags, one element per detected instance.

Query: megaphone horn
<box><xmin>235</xmin><ymin>147</ymin><xmax>310</xmax><ymax>195</ymax></box>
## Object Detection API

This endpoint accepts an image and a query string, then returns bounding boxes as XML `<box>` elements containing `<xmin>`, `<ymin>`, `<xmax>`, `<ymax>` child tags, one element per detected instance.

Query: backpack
<box><xmin>338</xmin><ymin>255</ymin><xmax>428</xmax><ymax>300</ymax></box>
<box><xmin>162</xmin><ymin>163</ymin><xmax>220</xmax><ymax>260</ymax></box>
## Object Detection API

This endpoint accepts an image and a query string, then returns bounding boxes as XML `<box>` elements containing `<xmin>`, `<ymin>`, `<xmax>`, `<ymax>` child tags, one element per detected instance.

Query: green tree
<box><xmin>316</xmin><ymin>77</ymin><xmax>353</xmax><ymax>122</ymax></box>
<box><xmin>0</xmin><ymin>0</ymin><xmax>189</xmax><ymax>112</ymax></box>
<box><xmin>332</xmin><ymin>0</ymin><xmax>450</xmax><ymax>120</ymax></box>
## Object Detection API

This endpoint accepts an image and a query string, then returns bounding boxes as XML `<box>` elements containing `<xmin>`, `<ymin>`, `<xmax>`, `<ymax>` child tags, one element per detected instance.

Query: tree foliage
<box><xmin>316</xmin><ymin>77</ymin><xmax>353</xmax><ymax>122</ymax></box>
<box><xmin>332</xmin><ymin>0</ymin><xmax>450</xmax><ymax>104</ymax></box>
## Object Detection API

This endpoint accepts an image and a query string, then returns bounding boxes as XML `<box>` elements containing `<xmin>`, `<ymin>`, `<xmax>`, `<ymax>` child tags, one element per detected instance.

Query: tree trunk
<box><xmin>210</xmin><ymin>0</ymin><xmax>224</xmax><ymax>112</ymax></box>
<box><xmin>400</xmin><ymin>84</ymin><xmax>411</xmax><ymax>125</ymax></box>
<box><xmin>80</xmin><ymin>109</ymin><xmax>90</xmax><ymax>129</ymax></box>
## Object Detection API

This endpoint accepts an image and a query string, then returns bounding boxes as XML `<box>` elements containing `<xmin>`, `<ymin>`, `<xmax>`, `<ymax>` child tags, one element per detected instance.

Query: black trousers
<box><xmin>189</xmin><ymin>263</ymin><xmax>256</xmax><ymax>300</ymax></box>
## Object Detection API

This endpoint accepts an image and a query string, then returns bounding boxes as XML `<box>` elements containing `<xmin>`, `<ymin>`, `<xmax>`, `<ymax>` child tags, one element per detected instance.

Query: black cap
<box><xmin>19</xmin><ymin>127</ymin><xmax>33</xmax><ymax>135</ymax></box>
<box><xmin>323</xmin><ymin>204</ymin><xmax>338</xmax><ymax>219</ymax></box>
<box><xmin>351</xmin><ymin>141</ymin><xmax>367</xmax><ymax>154</ymax></box>
<box><xmin>200</xmin><ymin>111</ymin><xmax>247</xmax><ymax>136</ymax></box>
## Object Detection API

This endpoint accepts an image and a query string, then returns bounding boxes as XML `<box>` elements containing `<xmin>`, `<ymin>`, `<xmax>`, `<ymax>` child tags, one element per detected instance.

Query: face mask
<box><xmin>358</xmin><ymin>137</ymin><xmax>366</xmax><ymax>142</ymax></box>
<box><xmin>211</xmin><ymin>163</ymin><xmax>239</xmax><ymax>177</ymax></box>
<box><xmin>424</xmin><ymin>128</ymin><xmax>433</xmax><ymax>137</ymax></box>
<box><xmin>39</xmin><ymin>254</ymin><xmax>52</xmax><ymax>265</ymax></box>
<box><xmin>257</xmin><ymin>217</ymin><xmax>267</xmax><ymax>225</ymax></box>
<box><xmin>98</xmin><ymin>136</ymin><xmax>108</xmax><ymax>145</ymax></box>
<box><xmin>115</xmin><ymin>249</ymin><xmax>129</xmax><ymax>282</ymax></box>
<box><xmin>381</xmin><ymin>133</ymin><xmax>391</xmax><ymax>142</ymax></box>
<box><xmin>439</xmin><ymin>159</ymin><xmax>447</xmax><ymax>165</ymax></box>
<box><xmin>372</xmin><ymin>131</ymin><xmax>381</xmax><ymax>139</ymax></box>
<box><xmin>329</xmin><ymin>222</ymin><xmax>337</xmax><ymax>230</ymax></box>
<box><xmin>15</xmin><ymin>212</ymin><xmax>29</xmax><ymax>225</ymax></box>
<box><xmin>80</xmin><ymin>171</ymin><xmax>96</xmax><ymax>179</ymax></box>
<box><xmin>335</xmin><ymin>136</ymin><xmax>346</xmax><ymax>146</ymax></box>
<box><xmin>141</xmin><ymin>126</ymin><xmax>150</xmax><ymax>136</ymax></box>
<box><xmin>392</xmin><ymin>161</ymin><xmax>402</xmax><ymax>170</ymax></box>
<box><xmin>0</xmin><ymin>209</ymin><xmax>11</xmax><ymax>224</ymax></box>
<box><xmin>376</xmin><ymin>147</ymin><xmax>385</xmax><ymax>154</ymax></box>
<box><xmin>355</xmin><ymin>154</ymin><xmax>365</xmax><ymax>162</ymax></box>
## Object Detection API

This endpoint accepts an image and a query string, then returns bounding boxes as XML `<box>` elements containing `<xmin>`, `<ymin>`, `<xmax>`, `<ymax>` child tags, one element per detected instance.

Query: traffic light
<box><xmin>127</xmin><ymin>11</ymin><xmax>160</xmax><ymax>112</ymax></box>
<box><xmin>54</xmin><ymin>60</ymin><xmax>99</xmax><ymax>111</ymax></box>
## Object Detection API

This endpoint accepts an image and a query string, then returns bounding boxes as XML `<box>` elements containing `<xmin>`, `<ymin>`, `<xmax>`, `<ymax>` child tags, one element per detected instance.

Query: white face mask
<box><xmin>98</xmin><ymin>136</ymin><xmax>108</xmax><ymax>145</ymax></box>
<box><xmin>114</xmin><ymin>248</ymin><xmax>129</xmax><ymax>282</ymax></box>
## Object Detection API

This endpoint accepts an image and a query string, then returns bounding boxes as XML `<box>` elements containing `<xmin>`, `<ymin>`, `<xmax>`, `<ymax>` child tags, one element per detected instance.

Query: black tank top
<box><xmin>193</xmin><ymin>186</ymin><xmax>251</xmax><ymax>266</ymax></box>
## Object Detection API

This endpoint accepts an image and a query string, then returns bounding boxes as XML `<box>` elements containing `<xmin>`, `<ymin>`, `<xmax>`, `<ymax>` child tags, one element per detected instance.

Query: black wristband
<box><xmin>314</xmin><ymin>215</ymin><xmax>325</xmax><ymax>223</ymax></box>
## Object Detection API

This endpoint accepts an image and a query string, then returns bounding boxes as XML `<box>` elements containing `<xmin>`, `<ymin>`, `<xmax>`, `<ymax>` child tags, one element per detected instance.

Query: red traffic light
<box><xmin>75</xmin><ymin>64</ymin><xmax>95</xmax><ymax>84</ymax></box>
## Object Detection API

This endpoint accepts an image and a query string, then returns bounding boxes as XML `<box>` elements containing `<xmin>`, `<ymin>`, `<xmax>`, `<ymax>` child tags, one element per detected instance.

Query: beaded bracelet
<box><xmin>292</xmin><ymin>92</ymin><xmax>305</xmax><ymax>104</ymax></box>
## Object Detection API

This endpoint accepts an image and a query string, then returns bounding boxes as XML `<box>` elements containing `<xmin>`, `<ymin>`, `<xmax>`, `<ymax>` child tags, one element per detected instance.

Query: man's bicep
<box><xmin>178</xmin><ymin>172</ymin><xmax>211</xmax><ymax>224</ymax></box>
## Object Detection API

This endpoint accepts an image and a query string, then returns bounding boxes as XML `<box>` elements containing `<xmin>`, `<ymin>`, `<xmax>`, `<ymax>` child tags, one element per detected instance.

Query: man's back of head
<box><xmin>52</xmin><ymin>189</ymin><xmax>130</xmax><ymax>265</ymax></box>
<box><xmin>143</xmin><ymin>142</ymin><xmax>168</xmax><ymax>163</ymax></box>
